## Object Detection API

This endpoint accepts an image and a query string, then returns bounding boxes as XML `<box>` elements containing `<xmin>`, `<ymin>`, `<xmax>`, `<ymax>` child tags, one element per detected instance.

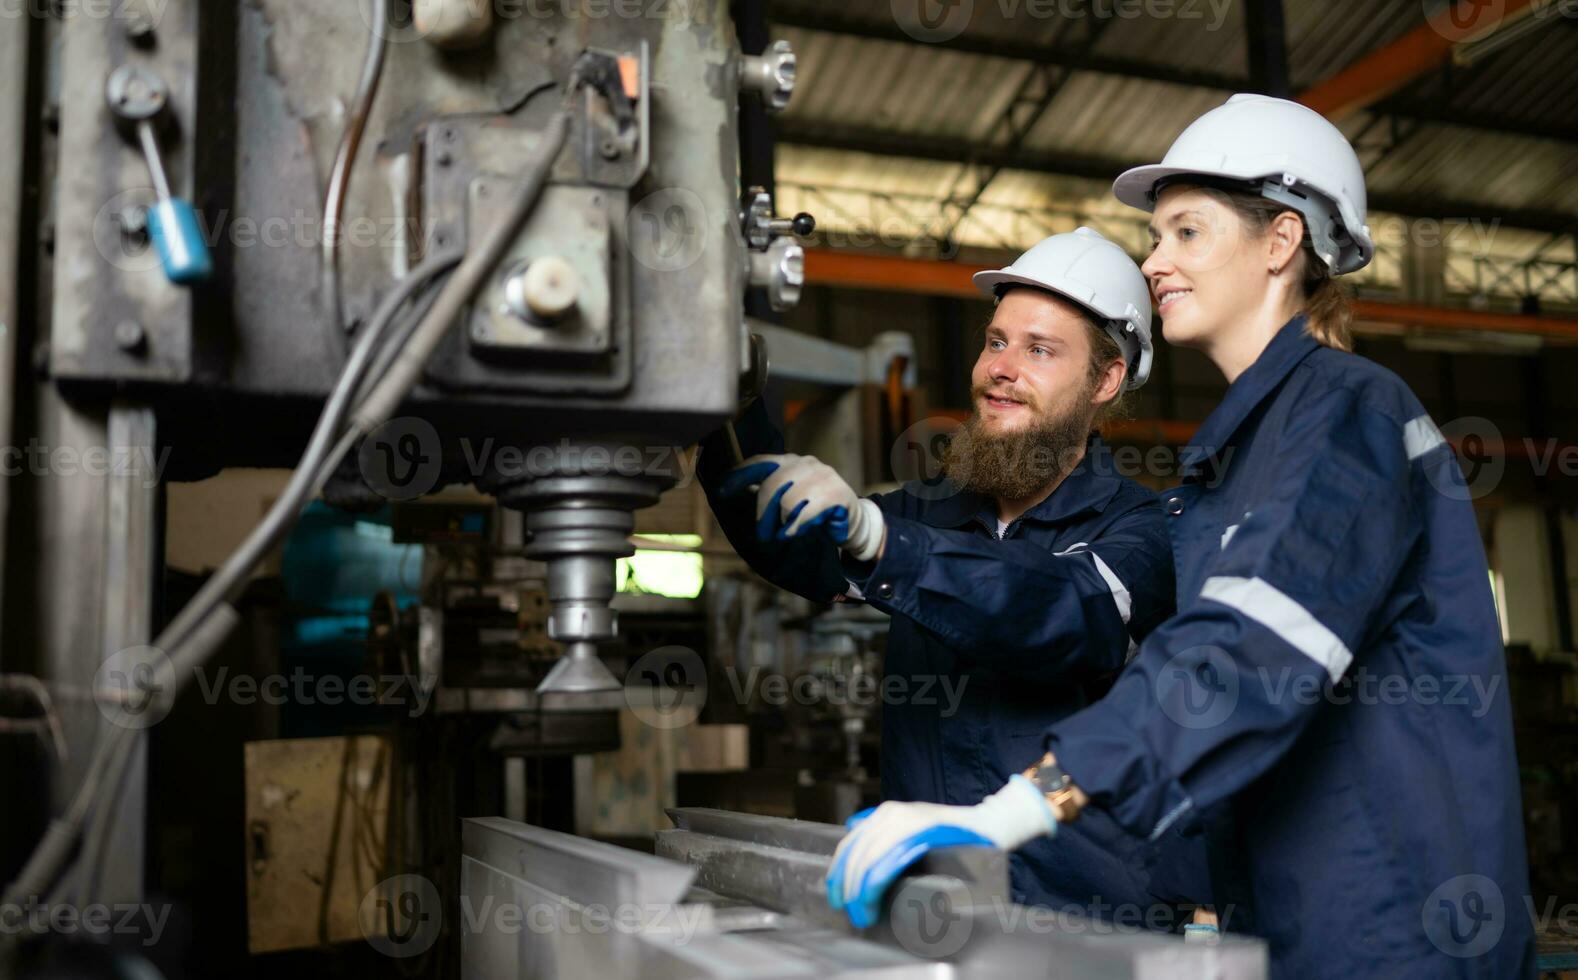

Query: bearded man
<box><xmin>698</xmin><ymin>229</ymin><xmax>1195</xmax><ymax>920</ymax></box>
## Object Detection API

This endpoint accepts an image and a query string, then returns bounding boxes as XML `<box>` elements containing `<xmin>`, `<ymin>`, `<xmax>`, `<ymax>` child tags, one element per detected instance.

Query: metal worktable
<box><xmin>458</xmin><ymin>810</ymin><xmax>1268</xmax><ymax>978</ymax></box>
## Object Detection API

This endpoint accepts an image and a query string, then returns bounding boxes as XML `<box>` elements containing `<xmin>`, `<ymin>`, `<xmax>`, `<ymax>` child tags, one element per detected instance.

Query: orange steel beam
<box><xmin>1297</xmin><ymin>0</ymin><xmax>1538</xmax><ymax>119</ymax></box>
<box><xmin>804</xmin><ymin>249</ymin><xmax>1578</xmax><ymax>342</ymax></box>
<box><xmin>1350</xmin><ymin>298</ymin><xmax>1578</xmax><ymax>340</ymax></box>
<box><xmin>804</xmin><ymin>249</ymin><xmax>987</xmax><ymax>300</ymax></box>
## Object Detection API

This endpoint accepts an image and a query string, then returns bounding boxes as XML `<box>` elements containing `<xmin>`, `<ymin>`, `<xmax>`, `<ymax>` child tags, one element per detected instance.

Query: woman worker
<box><xmin>821</xmin><ymin>94</ymin><xmax>1535</xmax><ymax>978</ymax></box>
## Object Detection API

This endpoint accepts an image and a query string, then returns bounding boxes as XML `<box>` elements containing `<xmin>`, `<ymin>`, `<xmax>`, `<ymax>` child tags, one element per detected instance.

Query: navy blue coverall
<box><xmin>1044</xmin><ymin>317</ymin><xmax>1534</xmax><ymax>977</ymax></box>
<box><xmin>699</xmin><ymin>397</ymin><xmax>1197</xmax><ymax>917</ymax></box>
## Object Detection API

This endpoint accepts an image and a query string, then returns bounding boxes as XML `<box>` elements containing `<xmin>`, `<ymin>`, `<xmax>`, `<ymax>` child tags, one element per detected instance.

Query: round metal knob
<box><xmin>105</xmin><ymin>65</ymin><xmax>168</xmax><ymax>125</ymax></box>
<box><xmin>739</xmin><ymin>39</ymin><xmax>797</xmax><ymax>113</ymax></box>
<box><xmin>505</xmin><ymin>257</ymin><xmax>581</xmax><ymax>322</ymax></box>
<box><xmin>748</xmin><ymin>239</ymin><xmax>805</xmax><ymax>312</ymax></box>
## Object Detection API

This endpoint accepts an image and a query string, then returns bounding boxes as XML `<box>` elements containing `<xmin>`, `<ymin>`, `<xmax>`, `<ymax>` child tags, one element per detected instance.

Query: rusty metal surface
<box><xmin>48</xmin><ymin>1</ymin><xmax>744</xmax><ymax>470</ymax></box>
<box><xmin>50</xmin><ymin>0</ymin><xmax>200</xmax><ymax>384</ymax></box>
<box><xmin>418</xmin><ymin>124</ymin><xmax>633</xmax><ymax>395</ymax></box>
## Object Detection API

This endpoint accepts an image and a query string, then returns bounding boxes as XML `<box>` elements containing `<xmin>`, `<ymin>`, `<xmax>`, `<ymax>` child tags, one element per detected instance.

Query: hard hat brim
<box><xmin>971</xmin><ymin>270</ymin><xmax>1099</xmax><ymax>312</ymax></box>
<box><xmin>971</xmin><ymin>270</ymin><xmax>1138</xmax><ymax>334</ymax></box>
<box><xmin>1112</xmin><ymin>164</ymin><xmax>1211</xmax><ymax>213</ymax></box>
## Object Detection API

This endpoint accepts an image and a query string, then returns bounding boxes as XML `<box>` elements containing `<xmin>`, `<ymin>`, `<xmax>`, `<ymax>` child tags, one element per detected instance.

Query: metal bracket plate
<box><xmin>467</xmin><ymin>180</ymin><xmax>612</xmax><ymax>357</ymax></box>
<box><xmin>51</xmin><ymin>0</ymin><xmax>202</xmax><ymax>384</ymax></box>
<box><xmin>419</xmin><ymin>119</ymin><xmax>632</xmax><ymax>396</ymax></box>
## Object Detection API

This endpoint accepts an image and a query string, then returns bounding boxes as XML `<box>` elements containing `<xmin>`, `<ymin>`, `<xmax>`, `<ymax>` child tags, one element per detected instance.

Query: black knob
<box><xmin>791</xmin><ymin>213</ymin><xmax>816</xmax><ymax>237</ymax></box>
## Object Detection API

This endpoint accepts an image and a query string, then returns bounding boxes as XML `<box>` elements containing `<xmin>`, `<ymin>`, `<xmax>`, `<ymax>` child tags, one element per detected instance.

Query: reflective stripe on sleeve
<box><xmin>1404</xmin><ymin>414</ymin><xmax>1447</xmax><ymax>461</ymax></box>
<box><xmin>1198</xmin><ymin>575</ymin><xmax>1354</xmax><ymax>681</ymax></box>
<box><xmin>1054</xmin><ymin>542</ymin><xmax>1131</xmax><ymax>624</ymax></box>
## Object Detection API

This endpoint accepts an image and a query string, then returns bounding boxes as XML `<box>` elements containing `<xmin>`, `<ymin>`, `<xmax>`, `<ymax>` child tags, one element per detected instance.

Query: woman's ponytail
<box><xmin>1301</xmin><ymin>255</ymin><xmax>1353</xmax><ymax>351</ymax></box>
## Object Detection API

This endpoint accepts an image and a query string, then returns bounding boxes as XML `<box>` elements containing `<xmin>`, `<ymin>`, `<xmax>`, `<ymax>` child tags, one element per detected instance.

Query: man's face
<box><xmin>943</xmin><ymin>289</ymin><xmax>1119</xmax><ymax>502</ymax></box>
<box><xmin>970</xmin><ymin>288</ymin><xmax>1101</xmax><ymax>433</ymax></box>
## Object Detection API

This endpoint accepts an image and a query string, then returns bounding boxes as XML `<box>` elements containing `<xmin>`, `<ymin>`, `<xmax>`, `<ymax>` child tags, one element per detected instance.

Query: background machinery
<box><xmin>0</xmin><ymin>2</ymin><xmax>1266</xmax><ymax>977</ymax></box>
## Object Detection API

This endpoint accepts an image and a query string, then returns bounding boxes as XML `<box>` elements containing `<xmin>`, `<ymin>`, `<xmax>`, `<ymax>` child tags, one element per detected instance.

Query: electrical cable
<box><xmin>161</xmin><ymin>248</ymin><xmax>462</xmax><ymax>658</ymax></box>
<box><xmin>352</xmin><ymin>108</ymin><xmax>571</xmax><ymax>431</ymax></box>
<box><xmin>0</xmin><ymin>251</ymin><xmax>459</xmax><ymax>920</ymax></box>
<box><xmin>357</xmin><ymin>270</ymin><xmax>448</xmax><ymax>409</ymax></box>
<box><xmin>323</xmin><ymin>0</ymin><xmax>391</xmax><ymax>330</ymax></box>
<box><xmin>4</xmin><ymin>63</ymin><xmax>577</xmax><ymax>945</ymax></box>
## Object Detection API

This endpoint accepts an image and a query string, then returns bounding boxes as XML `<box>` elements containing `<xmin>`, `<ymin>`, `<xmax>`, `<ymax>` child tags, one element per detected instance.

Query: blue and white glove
<box><xmin>825</xmin><ymin>776</ymin><xmax>1058</xmax><ymax>929</ymax></box>
<box><xmin>717</xmin><ymin>453</ymin><xmax>885</xmax><ymax>560</ymax></box>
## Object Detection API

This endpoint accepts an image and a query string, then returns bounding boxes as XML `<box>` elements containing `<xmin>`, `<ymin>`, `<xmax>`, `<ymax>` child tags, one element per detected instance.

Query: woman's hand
<box><xmin>825</xmin><ymin>776</ymin><xmax>1059</xmax><ymax>928</ymax></box>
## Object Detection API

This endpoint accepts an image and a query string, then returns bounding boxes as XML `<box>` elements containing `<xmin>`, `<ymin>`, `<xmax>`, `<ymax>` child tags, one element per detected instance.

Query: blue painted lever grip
<box><xmin>148</xmin><ymin>198</ymin><xmax>212</xmax><ymax>285</ymax></box>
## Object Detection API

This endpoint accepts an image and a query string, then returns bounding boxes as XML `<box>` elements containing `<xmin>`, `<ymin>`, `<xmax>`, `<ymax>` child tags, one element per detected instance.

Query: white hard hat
<box><xmin>972</xmin><ymin>227</ymin><xmax>1154</xmax><ymax>390</ymax></box>
<box><xmin>1112</xmin><ymin>94</ymin><xmax>1374</xmax><ymax>275</ymax></box>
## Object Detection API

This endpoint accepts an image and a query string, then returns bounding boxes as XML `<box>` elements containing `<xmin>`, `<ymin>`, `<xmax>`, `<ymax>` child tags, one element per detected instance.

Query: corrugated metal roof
<box><xmin>1088</xmin><ymin>0</ymin><xmax>1247</xmax><ymax>77</ymax></box>
<box><xmin>1018</xmin><ymin>75</ymin><xmax>1228</xmax><ymax>160</ymax></box>
<box><xmin>1407</xmin><ymin>24</ymin><xmax>1578</xmax><ymax>131</ymax></box>
<box><xmin>1356</xmin><ymin>117</ymin><xmax>1578</xmax><ymax>215</ymax></box>
<box><xmin>780</xmin><ymin>25</ymin><xmax>1034</xmax><ymax>142</ymax></box>
<box><xmin>772</xmin><ymin>0</ymin><xmax>1438</xmax><ymax>87</ymax></box>
<box><xmin>1283</xmin><ymin>0</ymin><xmax>1423</xmax><ymax>89</ymax></box>
<box><xmin>766</xmin><ymin>0</ymin><xmax>1577</xmax><ymax>304</ymax></box>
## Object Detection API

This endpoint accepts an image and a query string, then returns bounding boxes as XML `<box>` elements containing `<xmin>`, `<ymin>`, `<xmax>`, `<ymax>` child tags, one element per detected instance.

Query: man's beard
<box><xmin>941</xmin><ymin>381</ymin><xmax>1096</xmax><ymax>501</ymax></box>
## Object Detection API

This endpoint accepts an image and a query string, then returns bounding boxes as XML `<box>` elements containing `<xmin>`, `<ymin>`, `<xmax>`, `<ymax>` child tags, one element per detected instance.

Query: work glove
<box><xmin>825</xmin><ymin>775</ymin><xmax>1058</xmax><ymax>928</ymax></box>
<box><xmin>717</xmin><ymin>453</ymin><xmax>885</xmax><ymax>561</ymax></box>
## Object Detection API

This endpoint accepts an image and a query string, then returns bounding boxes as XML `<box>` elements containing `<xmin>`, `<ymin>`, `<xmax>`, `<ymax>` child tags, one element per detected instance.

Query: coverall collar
<box><xmin>921</xmin><ymin>434</ymin><xmax>1122</xmax><ymax>531</ymax></box>
<box><xmin>1180</xmin><ymin>314</ymin><xmax>1320</xmax><ymax>478</ymax></box>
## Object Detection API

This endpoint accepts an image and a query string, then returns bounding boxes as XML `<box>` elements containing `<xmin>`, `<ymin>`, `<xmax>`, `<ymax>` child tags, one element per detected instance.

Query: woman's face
<box><xmin>1141</xmin><ymin>185</ymin><xmax>1265</xmax><ymax>350</ymax></box>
